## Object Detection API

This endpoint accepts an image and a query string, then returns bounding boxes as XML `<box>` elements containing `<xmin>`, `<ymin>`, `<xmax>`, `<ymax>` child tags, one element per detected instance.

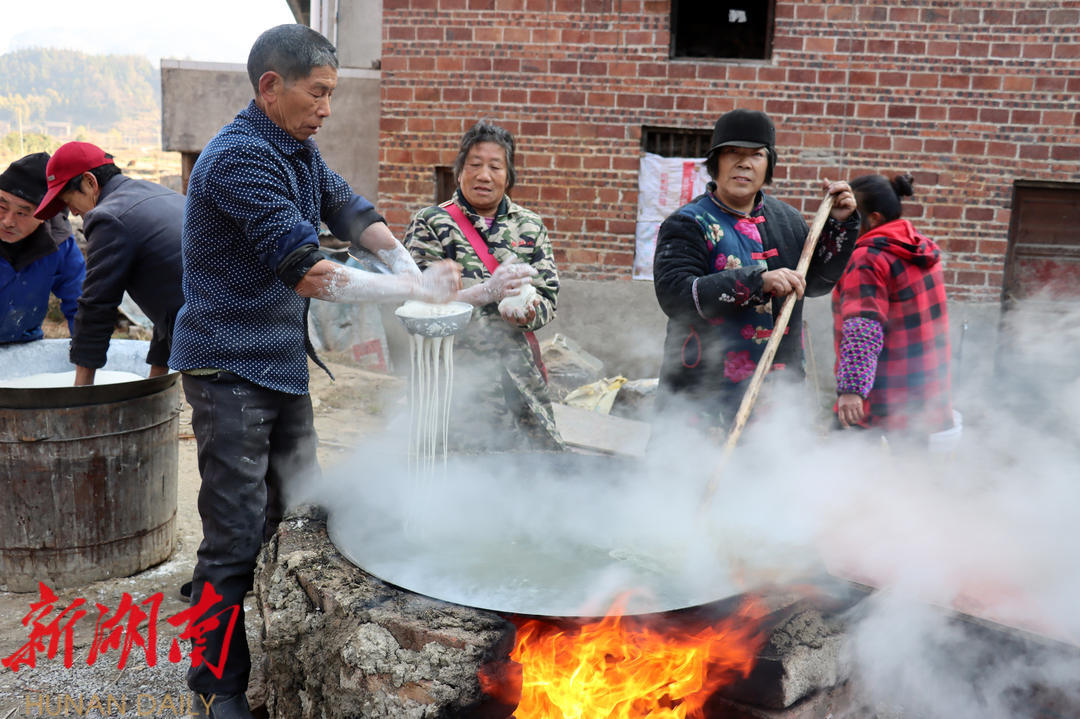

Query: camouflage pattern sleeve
<box><xmin>402</xmin><ymin>207</ymin><xmax>451</xmax><ymax>271</ymax></box>
<box><xmin>515</xmin><ymin>214</ymin><xmax>558</xmax><ymax>333</ymax></box>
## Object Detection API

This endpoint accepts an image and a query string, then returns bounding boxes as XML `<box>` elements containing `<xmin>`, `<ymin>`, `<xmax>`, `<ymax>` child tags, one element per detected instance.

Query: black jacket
<box><xmin>653</xmin><ymin>191</ymin><xmax>858</xmax><ymax>425</ymax></box>
<box><xmin>70</xmin><ymin>175</ymin><xmax>185</xmax><ymax>369</ymax></box>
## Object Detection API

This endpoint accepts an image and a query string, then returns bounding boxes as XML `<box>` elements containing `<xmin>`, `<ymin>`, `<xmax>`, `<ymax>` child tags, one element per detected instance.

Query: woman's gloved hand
<box><xmin>498</xmin><ymin>283</ymin><xmax>539</xmax><ymax>325</ymax></box>
<box><xmin>457</xmin><ymin>260</ymin><xmax>538</xmax><ymax>306</ymax></box>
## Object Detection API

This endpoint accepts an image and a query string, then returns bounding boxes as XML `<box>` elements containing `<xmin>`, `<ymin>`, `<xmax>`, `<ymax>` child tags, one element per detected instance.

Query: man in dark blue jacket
<box><xmin>0</xmin><ymin>152</ymin><xmax>85</xmax><ymax>344</ymax></box>
<box><xmin>159</xmin><ymin>24</ymin><xmax>459</xmax><ymax>719</ymax></box>
<box><xmin>34</xmin><ymin>141</ymin><xmax>184</xmax><ymax>385</ymax></box>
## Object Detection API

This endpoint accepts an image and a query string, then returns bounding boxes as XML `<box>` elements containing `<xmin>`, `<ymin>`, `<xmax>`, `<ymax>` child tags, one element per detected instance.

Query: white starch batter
<box><xmin>0</xmin><ymin>369</ymin><xmax>146</xmax><ymax>388</ymax></box>
<box><xmin>397</xmin><ymin>301</ymin><xmax>466</xmax><ymax>478</ymax></box>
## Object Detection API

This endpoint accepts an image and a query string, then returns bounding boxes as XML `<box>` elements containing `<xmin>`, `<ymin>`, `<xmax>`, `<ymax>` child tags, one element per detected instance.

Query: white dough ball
<box><xmin>498</xmin><ymin>282</ymin><xmax>538</xmax><ymax>314</ymax></box>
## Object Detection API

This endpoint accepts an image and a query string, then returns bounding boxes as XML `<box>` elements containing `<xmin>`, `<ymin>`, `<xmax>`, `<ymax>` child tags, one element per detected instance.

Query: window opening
<box><xmin>670</xmin><ymin>0</ymin><xmax>775</xmax><ymax>60</ymax></box>
<box><xmin>434</xmin><ymin>166</ymin><xmax>455</xmax><ymax>205</ymax></box>
<box><xmin>641</xmin><ymin>126</ymin><xmax>713</xmax><ymax>158</ymax></box>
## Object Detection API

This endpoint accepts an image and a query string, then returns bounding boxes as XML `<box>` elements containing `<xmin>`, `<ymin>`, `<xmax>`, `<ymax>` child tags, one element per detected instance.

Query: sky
<box><xmin>1</xmin><ymin>0</ymin><xmax>298</xmax><ymax>66</ymax></box>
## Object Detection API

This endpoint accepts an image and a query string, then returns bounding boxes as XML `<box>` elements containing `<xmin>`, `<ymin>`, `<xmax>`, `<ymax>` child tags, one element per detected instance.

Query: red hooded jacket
<box><xmin>832</xmin><ymin>218</ymin><xmax>953</xmax><ymax>435</ymax></box>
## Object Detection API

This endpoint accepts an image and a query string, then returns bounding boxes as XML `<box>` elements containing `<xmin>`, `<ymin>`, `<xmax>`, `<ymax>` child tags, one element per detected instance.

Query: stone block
<box><xmin>717</xmin><ymin>578</ymin><xmax>871</xmax><ymax>710</ymax></box>
<box><xmin>540</xmin><ymin>332</ymin><xmax>605</xmax><ymax>400</ymax></box>
<box><xmin>255</xmin><ymin>508</ymin><xmax>516</xmax><ymax>719</ymax></box>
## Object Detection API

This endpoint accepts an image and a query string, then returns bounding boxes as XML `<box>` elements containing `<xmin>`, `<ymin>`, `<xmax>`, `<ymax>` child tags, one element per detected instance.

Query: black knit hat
<box><xmin>705</xmin><ymin>109</ymin><xmax>777</xmax><ymax>184</ymax></box>
<box><xmin>707</xmin><ymin>109</ymin><xmax>775</xmax><ymax>153</ymax></box>
<box><xmin>0</xmin><ymin>152</ymin><xmax>50</xmax><ymax>207</ymax></box>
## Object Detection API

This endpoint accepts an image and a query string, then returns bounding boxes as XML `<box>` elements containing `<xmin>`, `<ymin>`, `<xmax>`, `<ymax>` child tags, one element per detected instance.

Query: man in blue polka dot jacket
<box><xmin>168</xmin><ymin>24</ymin><xmax>461</xmax><ymax>719</ymax></box>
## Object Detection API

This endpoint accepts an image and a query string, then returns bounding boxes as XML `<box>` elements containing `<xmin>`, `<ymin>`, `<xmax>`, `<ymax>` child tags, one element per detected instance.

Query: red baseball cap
<box><xmin>33</xmin><ymin>141</ymin><xmax>115</xmax><ymax>220</ymax></box>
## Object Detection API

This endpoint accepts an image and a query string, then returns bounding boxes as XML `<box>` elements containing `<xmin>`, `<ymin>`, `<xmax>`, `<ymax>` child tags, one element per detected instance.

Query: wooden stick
<box><xmin>703</xmin><ymin>192</ymin><xmax>836</xmax><ymax>499</ymax></box>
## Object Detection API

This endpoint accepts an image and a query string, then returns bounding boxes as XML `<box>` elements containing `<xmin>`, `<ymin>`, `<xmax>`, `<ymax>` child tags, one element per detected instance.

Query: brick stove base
<box><xmin>255</xmin><ymin>508</ymin><xmax>878</xmax><ymax>718</ymax></box>
<box><xmin>254</xmin><ymin>506</ymin><xmax>516</xmax><ymax>718</ymax></box>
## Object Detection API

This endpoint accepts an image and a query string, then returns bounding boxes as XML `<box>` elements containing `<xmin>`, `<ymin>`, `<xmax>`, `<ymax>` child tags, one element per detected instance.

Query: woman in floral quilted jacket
<box><xmin>653</xmin><ymin>109</ymin><xmax>858</xmax><ymax>437</ymax></box>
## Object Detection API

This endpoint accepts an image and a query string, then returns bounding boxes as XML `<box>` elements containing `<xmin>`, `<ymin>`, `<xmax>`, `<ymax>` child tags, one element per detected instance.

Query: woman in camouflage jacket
<box><xmin>404</xmin><ymin>121</ymin><xmax>564</xmax><ymax>451</ymax></box>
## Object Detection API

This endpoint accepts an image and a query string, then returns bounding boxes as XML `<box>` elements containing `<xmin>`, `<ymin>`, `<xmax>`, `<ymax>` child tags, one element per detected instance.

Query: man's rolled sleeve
<box><xmin>268</xmin><ymin>222</ymin><xmax>322</xmax><ymax>276</ymax></box>
<box><xmin>326</xmin><ymin>194</ymin><xmax>386</xmax><ymax>254</ymax></box>
<box><xmin>275</xmin><ymin>242</ymin><xmax>327</xmax><ymax>288</ymax></box>
<box><xmin>806</xmin><ymin>214</ymin><xmax>860</xmax><ymax>295</ymax></box>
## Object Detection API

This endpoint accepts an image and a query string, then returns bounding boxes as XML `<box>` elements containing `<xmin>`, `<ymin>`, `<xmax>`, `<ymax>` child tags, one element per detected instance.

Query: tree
<box><xmin>0</xmin><ymin>49</ymin><xmax>160</xmax><ymax>135</ymax></box>
<box><xmin>1</xmin><ymin>131</ymin><xmax>56</xmax><ymax>155</ymax></box>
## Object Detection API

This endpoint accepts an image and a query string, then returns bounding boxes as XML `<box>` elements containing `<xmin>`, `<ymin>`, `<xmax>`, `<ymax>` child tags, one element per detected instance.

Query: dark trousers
<box><xmin>182</xmin><ymin>372</ymin><xmax>319</xmax><ymax>696</ymax></box>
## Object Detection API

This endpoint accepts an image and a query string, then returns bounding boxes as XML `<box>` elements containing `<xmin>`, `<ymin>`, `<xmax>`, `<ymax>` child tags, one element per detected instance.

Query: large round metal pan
<box><xmin>325</xmin><ymin>449</ymin><xmax>749</xmax><ymax>617</ymax></box>
<box><xmin>0</xmin><ymin>339</ymin><xmax>178</xmax><ymax>409</ymax></box>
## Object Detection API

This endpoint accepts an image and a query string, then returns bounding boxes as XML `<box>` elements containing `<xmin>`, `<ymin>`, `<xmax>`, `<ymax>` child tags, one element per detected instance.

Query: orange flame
<box><xmin>480</xmin><ymin>595</ymin><xmax>769</xmax><ymax>719</ymax></box>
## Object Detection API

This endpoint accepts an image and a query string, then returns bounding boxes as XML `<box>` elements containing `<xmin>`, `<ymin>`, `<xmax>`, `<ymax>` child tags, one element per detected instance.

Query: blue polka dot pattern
<box><xmin>168</xmin><ymin>101</ymin><xmax>375</xmax><ymax>395</ymax></box>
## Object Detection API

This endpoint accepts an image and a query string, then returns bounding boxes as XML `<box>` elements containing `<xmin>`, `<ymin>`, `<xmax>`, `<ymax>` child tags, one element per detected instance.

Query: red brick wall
<box><xmin>378</xmin><ymin>0</ymin><xmax>1080</xmax><ymax>300</ymax></box>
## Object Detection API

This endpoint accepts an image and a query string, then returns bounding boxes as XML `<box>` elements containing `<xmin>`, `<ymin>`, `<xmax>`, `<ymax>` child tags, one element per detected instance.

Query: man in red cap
<box><xmin>35</xmin><ymin>141</ymin><xmax>184</xmax><ymax>386</ymax></box>
<box><xmin>1</xmin><ymin>152</ymin><xmax>85</xmax><ymax>344</ymax></box>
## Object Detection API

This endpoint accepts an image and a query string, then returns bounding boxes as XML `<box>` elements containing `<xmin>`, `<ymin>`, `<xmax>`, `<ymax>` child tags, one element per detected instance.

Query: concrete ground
<box><xmin>0</xmin><ymin>356</ymin><xmax>404</xmax><ymax>718</ymax></box>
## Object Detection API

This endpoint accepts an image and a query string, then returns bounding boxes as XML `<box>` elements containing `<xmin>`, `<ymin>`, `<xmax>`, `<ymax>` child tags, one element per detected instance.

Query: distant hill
<box><xmin>0</xmin><ymin>48</ymin><xmax>159</xmax><ymax>136</ymax></box>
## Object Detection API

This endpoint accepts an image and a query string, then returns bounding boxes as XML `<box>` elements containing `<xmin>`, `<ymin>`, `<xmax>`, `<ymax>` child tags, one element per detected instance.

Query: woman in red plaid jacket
<box><xmin>832</xmin><ymin>173</ymin><xmax>955</xmax><ymax>440</ymax></box>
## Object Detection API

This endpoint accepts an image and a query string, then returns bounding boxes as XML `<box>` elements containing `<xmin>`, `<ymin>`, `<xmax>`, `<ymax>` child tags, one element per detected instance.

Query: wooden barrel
<box><xmin>0</xmin><ymin>340</ymin><xmax>180</xmax><ymax>592</ymax></box>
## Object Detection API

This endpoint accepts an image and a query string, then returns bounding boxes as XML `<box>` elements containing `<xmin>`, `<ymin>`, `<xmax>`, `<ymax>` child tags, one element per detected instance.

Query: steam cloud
<box><xmin>288</xmin><ymin>294</ymin><xmax>1080</xmax><ymax>719</ymax></box>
